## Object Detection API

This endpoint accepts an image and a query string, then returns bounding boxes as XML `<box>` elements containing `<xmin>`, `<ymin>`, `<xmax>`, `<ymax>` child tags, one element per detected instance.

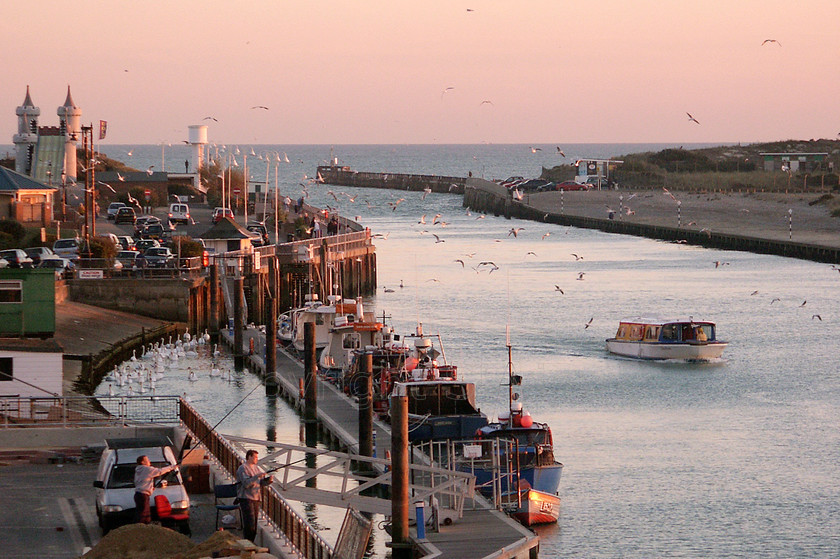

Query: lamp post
<box><xmin>788</xmin><ymin>209</ymin><xmax>793</xmax><ymax>240</ymax></box>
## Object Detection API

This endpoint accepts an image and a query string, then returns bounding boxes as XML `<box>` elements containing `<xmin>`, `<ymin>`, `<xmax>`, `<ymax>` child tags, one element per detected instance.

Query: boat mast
<box><xmin>507</xmin><ymin>342</ymin><xmax>513</xmax><ymax>428</ymax></box>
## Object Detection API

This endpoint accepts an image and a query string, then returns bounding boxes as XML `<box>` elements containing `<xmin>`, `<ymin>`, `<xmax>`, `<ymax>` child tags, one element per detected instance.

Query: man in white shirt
<box><xmin>134</xmin><ymin>455</ymin><xmax>178</xmax><ymax>524</ymax></box>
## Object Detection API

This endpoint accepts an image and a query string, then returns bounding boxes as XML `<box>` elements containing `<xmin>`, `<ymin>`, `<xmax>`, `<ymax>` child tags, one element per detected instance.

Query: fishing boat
<box><xmin>378</xmin><ymin>325</ymin><xmax>488</xmax><ymax>441</ymax></box>
<box><xmin>468</xmin><ymin>342</ymin><xmax>563</xmax><ymax>525</ymax></box>
<box><xmin>605</xmin><ymin>317</ymin><xmax>727</xmax><ymax>360</ymax></box>
<box><xmin>277</xmin><ymin>295</ymin><xmax>321</xmax><ymax>345</ymax></box>
<box><xmin>318</xmin><ymin>314</ymin><xmax>398</xmax><ymax>383</ymax></box>
<box><xmin>291</xmin><ymin>295</ymin><xmax>362</xmax><ymax>352</ymax></box>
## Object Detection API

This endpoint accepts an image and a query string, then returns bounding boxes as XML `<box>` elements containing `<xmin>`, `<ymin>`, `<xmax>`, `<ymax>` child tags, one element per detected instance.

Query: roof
<box><xmin>0</xmin><ymin>166</ymin><xmax>55</xmax><ymax>192</ymax></box>
<box><xmin>0</xmin><ymin>338</ymin><xmax>63</xmax><ymax>353</ymax></box>
<box><xmin>198</xmin><ymin>217</ymin><xmax>260</xmax><ymax>240</ymax></box>
<box><xmin>105</xmin><ymin>436</ymin><xmax>173</xmax><ymax>450</ymax></box>
<box><xmin>759</xmin><ymin>152</ymin><xmax>828</xmax><ymax>157</ymax></box>
<box><xmin>617</xmin><ymin>318</ymin><xmax>715</xmax><ymax>326</ymax></box>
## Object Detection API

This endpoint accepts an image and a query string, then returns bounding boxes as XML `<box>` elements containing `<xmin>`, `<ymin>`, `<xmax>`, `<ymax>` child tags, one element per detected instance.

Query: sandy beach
<box><xmin>525</xmin><ymin>189</ymin><xmax>840</xmax><ymax>249</ymax></box>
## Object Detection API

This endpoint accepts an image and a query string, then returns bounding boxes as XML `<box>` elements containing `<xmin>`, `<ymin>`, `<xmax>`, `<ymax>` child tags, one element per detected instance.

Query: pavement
<box><xmin>523</xmin><ymin>188</ymin><xmax>840</xmax><ymax>248</ymax></box>
<box><xmin>0</xmin><ymin>459</ymin><xmax>231</xmax><ymax>559</ymax></box>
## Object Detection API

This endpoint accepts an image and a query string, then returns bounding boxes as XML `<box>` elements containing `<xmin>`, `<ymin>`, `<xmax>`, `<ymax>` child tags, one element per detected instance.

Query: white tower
<box><xmin>188</xmin><ymin>125</ymin><xmax>208</xmax><ymax>172</ymax></box>
<box><xmin>57</xmin><ymin>85</ymin><xmax>81</xmax><ymax>182</ymax></box>
<box><xmin>13</xmin><ymin>86</ymin><xmax>40</xmax><ymax>175</ymax></box>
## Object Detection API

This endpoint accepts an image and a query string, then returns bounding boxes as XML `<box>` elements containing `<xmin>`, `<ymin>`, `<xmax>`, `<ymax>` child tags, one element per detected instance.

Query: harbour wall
<box><xmin>317</xmin><ymin>165</ymin><xmax>467</xmax><ymax>194</ymax></box>
<box><xmin>463</xmin><ymin>178</ymin><xmax>840</xmax><ymax>264</ymax></box>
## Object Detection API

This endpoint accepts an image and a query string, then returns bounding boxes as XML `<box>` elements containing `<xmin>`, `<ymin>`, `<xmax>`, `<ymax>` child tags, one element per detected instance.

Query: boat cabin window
<box><xmin>342</xmin><ymin>333</ymin><xmax>361</xmax><ymax>349</ymax></box>
<box><xmin>407</xmin><ymin>384</ymin><xmax>479</xmax><ymax>416</ymax></box>
<box><xmin>315</xmin><ymin>314</ymin><xmax>325</xmax><ymax>325</ymax></box>
<box><xmin>629</xmin><ymin>325</ymin><xmax>643</xmax><ymax>340</ymax></box>
<box><xmin>660</xmin><ymin>324</ymin><xmax>678</xmax><ymax>341</ymax></box>
<box><xmin>644</xmin><ymin>326</ymin><xmax>660</xmax><ymax>340</ymax></box>
<box><xmin>616</xmin><ymin>325</ymin><xmax>628</xmax><ymax>338</ymax></box>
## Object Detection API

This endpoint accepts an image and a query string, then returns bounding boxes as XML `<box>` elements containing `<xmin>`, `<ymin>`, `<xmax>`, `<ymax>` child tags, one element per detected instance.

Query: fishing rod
<box><xmin>179</xmin><ymin>379</ymin><xmax>267</xmax><ymax>464</ymax></box>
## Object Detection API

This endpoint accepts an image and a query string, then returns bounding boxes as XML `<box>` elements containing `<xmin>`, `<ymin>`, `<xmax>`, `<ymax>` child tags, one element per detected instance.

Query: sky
<box><xmin>2</xmin><ymin>0</ymin><xmax>839</xmax><ymax>146</ymax></box>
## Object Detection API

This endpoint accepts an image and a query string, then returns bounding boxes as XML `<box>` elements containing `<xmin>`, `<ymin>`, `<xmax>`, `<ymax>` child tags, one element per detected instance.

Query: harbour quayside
<box><xmin>469</xmin><ymin>341</ymin><xmax>564</xmax><ymax>526</ymax></box>
<box><xmin>605</xmin><ymin>318</ymin><xmax>728</xmax><ymax>360</ymax></box>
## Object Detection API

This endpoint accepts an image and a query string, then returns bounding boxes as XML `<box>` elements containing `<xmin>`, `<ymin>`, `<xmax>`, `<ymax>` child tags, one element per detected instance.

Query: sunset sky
<box><xmin>3</xmin><ymin>0</ymin><xmax>839</xmax><ymax>145</ymax></box>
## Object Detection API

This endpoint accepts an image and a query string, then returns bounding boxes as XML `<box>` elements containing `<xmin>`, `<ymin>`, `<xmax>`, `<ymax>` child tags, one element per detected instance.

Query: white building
<box><xmin>0</xmin><ymin>339</ymin><xmax>64</xmax><ymax>398</ymax></box>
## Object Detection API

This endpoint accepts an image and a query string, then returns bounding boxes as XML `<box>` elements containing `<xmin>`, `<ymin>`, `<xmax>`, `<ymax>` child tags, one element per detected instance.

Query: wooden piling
<box><xmin>234</xmin><ymin>276</ymin><xmax>244</xmax><ymax>370</ymax></box>
<box><xmin>265</xmin><ymin>297</ymin><xmax>277</xmax><ymax>395</ymax></box>
<box><xmin>359</xmin><ymin>352</ymin><xmax>374</xmax><ymax>459</ymax></box>
<box><xmin>209</xmin><ymin>263</ymin><xmax>220</xmax><ymax>344</ymax></box>
<box><xmin>304</xmin><ymin>322</ymin><xmax>317</xmax><ymax>424</ymax></box>
<box><xmin>390</xmin><ymin>384</ymin><xmax>411</xmax><ymax>558</ymax></box>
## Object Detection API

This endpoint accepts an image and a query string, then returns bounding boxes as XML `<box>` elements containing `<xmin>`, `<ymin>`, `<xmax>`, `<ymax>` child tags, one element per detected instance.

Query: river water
<box><xmin>98</xmin><ymin>144</ymin><xmax>840</xmax><ymax>557</ymax></box>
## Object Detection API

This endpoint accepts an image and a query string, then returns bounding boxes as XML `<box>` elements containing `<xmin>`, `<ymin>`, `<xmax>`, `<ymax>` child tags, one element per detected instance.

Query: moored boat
<box><xmin>512</xmin><ymin>487</ymin><xmax>561</xmax><ymax>526</ymax></box>
<box><xmin>292</xmin><ymin>295</ymin><xmax>362</xmax><ymax>352</ymax></box>
<box><xmin>605</xmin><ymin>317</ymin><xmax>727</xmax><ymax>360</ymax></box>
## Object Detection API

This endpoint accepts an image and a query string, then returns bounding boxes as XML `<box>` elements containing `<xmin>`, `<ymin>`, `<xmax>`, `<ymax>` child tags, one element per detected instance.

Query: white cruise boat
<box><xmin>606</xmin><ymin>318</ymin><xmax>727</xmax><ymax>360</ymax></box>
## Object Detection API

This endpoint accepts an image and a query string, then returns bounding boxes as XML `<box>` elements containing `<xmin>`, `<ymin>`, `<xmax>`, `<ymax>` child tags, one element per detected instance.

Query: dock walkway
<box><xmin>221</xmin><ymin>327</ymin><xmax>540</xmax><ymax>559</ymax></box>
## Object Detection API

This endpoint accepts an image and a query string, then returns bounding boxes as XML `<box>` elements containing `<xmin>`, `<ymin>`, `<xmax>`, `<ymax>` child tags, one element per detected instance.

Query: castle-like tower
<box><xmin>57</xmin><ymin>86</ymin><xmax>81</xmax><ymax>181</ymax></box>
<box><xmin>13</xmin><ymin>86</ymin><xmax>40</xmax><ymax>175</ymax></box>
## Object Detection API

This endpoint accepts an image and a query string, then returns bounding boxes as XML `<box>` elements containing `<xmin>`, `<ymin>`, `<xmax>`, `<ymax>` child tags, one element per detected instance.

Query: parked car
<box><xmin>106</xmin><ymin>202</ymin><xmax>126</xmax><ymax>220</ymax></box>
<box><xmin>115</xmin><ymin>250</ymin><xmax>141</xmax><ymax>269</ymax></box>
<box><xmin>93</xmin><ymin>437</ymin><xmax>189</xmax><ymax>535</ymax></box>
<box><xmin>116</xmin><ymin>236</ymin><xmax>136</xmax><ymax>251</ymax></box>
<box><xmin>168</xmin><ymin>203</ymin><xmax>191</xmax><ymax>225</ymax></box>
<box><xmin>212</xmin><ymin>207</ymin><xmax>234</xmax><ymax>223</ymax></box>
<box><xmin>246</xmin><ymin>222</ymin><xmax>270</xmax><ymax>246</ymax></box>
<box><xmin>134</xmin><ymin>215</ymin><xmax>160</xmax><ymax>233</ymax></box>
<box><xmin>518</xmin><ymin>178</ymin><xmax>554</xmax><ymax>192</ymax></box>
<box><xmin>53</xmin><ymin>238</ymin><xmax>81</xmax><ymax>260</ymax></box>
<box><xmin>0</xmin><ymin>257</ymin><xmax>7</xmax><ymax>269</ymax></box>
<box><xmin>24</xmin><ymin>246</ymin><xmax>55</xmax><ymax>266</ymax></box>
<box><xmin>142</xmin><ymin>247</ymin><xmax>176</xmax><ymax>268</ymax></box>
<box><xmin>38</xmin><ymin>256</ymin><xmax>74</xmax><ymax>278</ymax></box>
<box><xmin>0</xmin><ymin>249</ymin><xmax>34</xmax><ymax>268</ymax></box>
<box><xmin>114</xmin><ymin>207</ymin><xmax>137</xmax><ymax>224</ymax></box>
<box><xmin>554</xmin><ymin>180</ymin><xmax>590</xmax><ymax>191</ymax></box>
<box><xmin>135</xmin><ymin>239</ymin><xmax>161</xmax><ymax>253</ymax></box>
<box><xmin>139</xmin><ymin>222</ymin><xmax>173</xmax><ymax>241</ymax></box>
<box><xmin>97</xmin><ymin>233</ymin><xmax>120</xmax><ymax>246</ymax></box>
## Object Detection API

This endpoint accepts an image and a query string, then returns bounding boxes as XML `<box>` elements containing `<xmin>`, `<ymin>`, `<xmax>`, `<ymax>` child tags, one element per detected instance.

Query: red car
<box><xmin>554</xmin><ymin>180</ymin><xmax>590</xmax><ymax>191</ymax></box>
<box><xmin>212</xmin><ymin>207</ymin><xmax>234</xmax><ymax>223</ymax></box>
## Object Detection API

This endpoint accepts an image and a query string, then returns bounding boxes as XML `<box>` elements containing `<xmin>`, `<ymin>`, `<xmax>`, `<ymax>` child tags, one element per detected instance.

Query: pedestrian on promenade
<box><xmin>236</xmin><ymin>449</ymin><xmax>272</xmax><ymax>542</ymax></box>
<box><xmin>134</xmin><ymin>455</ymin><xmax>179</xmax><ymax>524</ymax></box>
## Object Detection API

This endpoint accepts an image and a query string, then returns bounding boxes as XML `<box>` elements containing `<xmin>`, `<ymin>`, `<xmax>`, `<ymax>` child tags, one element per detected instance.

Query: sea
<box><xmin>94</xmin><ymin>143</ymin><xmax>840</xmax><ymax>558</ymax></box>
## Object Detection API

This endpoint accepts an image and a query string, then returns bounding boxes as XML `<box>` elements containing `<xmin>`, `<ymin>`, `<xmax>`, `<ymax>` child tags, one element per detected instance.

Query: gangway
<box><xmin>226</xmin><ymin>435</ymin><xmax>477</xmax><ymax>519</ymax></box>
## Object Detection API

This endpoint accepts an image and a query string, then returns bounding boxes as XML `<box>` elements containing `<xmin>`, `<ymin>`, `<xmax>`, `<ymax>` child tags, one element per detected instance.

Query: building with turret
<box><xmin>12</xmin><ymin>85</ymin><xmax>81</xmax><ymax>185</ymax></box>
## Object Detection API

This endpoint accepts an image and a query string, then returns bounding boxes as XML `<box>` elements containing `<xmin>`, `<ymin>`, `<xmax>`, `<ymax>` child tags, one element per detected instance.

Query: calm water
<box><xmin>100</xmin><ymin>144</ymin><xmax>839</xmax><ymax>557</ymax></box>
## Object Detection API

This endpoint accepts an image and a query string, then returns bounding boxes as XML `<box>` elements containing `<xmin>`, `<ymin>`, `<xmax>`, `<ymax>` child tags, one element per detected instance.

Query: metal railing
<box><xmin>179</xmin><ymin>400</ymin><xmax>333</xmax><ymax>559</ymax></box>
<box><xmin>0</xmin><ymin>395</ymin><xmax>181</xmax><ymax>428</ymax></box>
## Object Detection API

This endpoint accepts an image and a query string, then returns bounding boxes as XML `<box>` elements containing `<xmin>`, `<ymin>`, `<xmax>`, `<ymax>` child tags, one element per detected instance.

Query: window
<box><xmin>0</xmin><ymin>357</ymin><xmax>12</xmax><ymax>381</ymax></box>
<box><xmin>0</xmin><ymin>281</ymin><xmax>22</xmax><ymax>303</ymax></box>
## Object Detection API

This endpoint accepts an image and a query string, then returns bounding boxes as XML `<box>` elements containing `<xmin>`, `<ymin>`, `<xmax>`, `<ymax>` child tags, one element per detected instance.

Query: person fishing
<box><xmin>236</xmin><ymin>449</ymin><xmax>273</xmax><ymax>542</ymax></box>
<box><xmin>134</xmin><ymin>455</ymin><xmax>179</xmax><ymax>524</ymax></box>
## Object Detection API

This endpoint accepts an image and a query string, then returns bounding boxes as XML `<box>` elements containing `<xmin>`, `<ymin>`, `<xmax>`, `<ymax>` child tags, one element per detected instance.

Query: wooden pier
<box><xmin>219</xmin><ymin>326</ymin><xmax>541</xmax><ymax>559</ymax></box>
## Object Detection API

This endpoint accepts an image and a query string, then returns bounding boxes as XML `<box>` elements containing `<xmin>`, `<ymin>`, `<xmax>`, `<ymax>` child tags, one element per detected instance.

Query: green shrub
<box><xmin>0</xmin><ymin>219</ymin><xmax>26</xmax><ymax>244</ymax></box>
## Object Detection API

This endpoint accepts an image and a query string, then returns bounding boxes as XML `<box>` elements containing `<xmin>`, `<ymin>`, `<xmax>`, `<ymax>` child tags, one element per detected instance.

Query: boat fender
<box><xmin>521</xmin><ymin>411</ymin><xmax>533</xmax><ymax>428</ymax></box>
<box><xmin>474</xmin><ymin>429</ymin><xmax>483</xmax><ymax>439</ymax></box>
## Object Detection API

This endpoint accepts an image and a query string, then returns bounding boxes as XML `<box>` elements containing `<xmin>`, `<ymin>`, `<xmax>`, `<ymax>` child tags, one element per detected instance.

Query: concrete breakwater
<box><xmin>317</xmin><ymin>165</ymin><xmax>466</xmax><ymax>194</ymax></box>
<box><xmin>463</xmin><ymin>178</ymin><xmax>840</xmax><ymax>264</ymax></box>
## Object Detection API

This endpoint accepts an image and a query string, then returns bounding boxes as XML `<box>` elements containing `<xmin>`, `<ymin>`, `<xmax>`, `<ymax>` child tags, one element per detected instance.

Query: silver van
<box><xmin>93</xmin><ymin>437</ymin><xmax>190</xmax><ymax>534</ymax></box>
<box><xmin>168</xmin><ymin>203</ymin><xmax>190</xmax><ymax>224</ymax></box>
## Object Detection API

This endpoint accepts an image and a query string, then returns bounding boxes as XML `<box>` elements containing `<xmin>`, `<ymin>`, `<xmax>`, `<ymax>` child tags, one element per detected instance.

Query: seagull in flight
<box><xmin>418</xmin><ymin>215</ymin><xmax>426</xmax><ymax>224</ymax></box>
<box><xmin>146</xmin><ymin>166</ymin><xmax>155</xmax><ymax>175</ymax></box>
<box><xmin>480</xmin><ymin>100</ymin><xmax>494</xmax><ymax>106</ymax></box>
<box><xmin>529</xmin><ymin>147</ymin><xmax>542</xmax><ymax>153</ymax></box>
<box><xmin>508</xmin><ymin>227</ymin><xmax>524</xmax><ymax>237</ymax></box>
<box><xmin>584</xmin><ymin>317</ymin><xmax>594</xmax><ymax>329</ymax></box>
<box><xmin>526</xmin><ymin>251</ymin><xmax>537</xmax><ymax>257</ymax></box>
<box><xmin>97</xmin><ymin>181</ymin><xmax>116</xmax><ymax>193</ymax></box>
<box><xmin>686</xmin><ymin>112</ymin><xmax>700</xmax><ymax>124</ymax></box>
<box><xmin>203</xmin><ymin>116</ymin><xmax>218</xmax><ymax>122</ymax></box>
<box><xmin>454</xmin><ymin>259</ymin><xmax>465</xmax><ymax>267</ymax></box>
<box><xmin>422</xmin><ymin>187</ymin><xmax>432</xmax><ymax>200</ymax></box>
<box><xmin>432</xmin><ymin>234</ymin><xmax>445</xmax><ymax>243</ymax></box>
<box><xmin>554</xmin><ymin>286</ymin><xmax>564</xmax><ymax>293</ymax></box>
<box><xmin>812</xmin><ymin>314</ymin><xmax>822</xmax><ymax>321</ymax></box>
<box><xmin>556</xmin><ymin>147</ymin><xmax>566</xmax><ymax>157</ymax></box>
<box><xmin>770</xmin><ymin>298</ymin><xmax>781</xmax><ymax>304</ymax></box>
<box><xmin>571</xmin><ymin>253</ymin><xmax>583</xmax><ymax>261</ymax></box>
<box><xmin>761</xmin><ymin>39</ymin><xmax>781</xmax><ymax>46</ymax></box>
<box><xmin>117</xmin><ymin>172</ymin><xmax>126</xmax><ymax>182</ymax></box>
<box><xmin>799</xmin><ymin>300</ymin><xmax>807</xmax><ymax>307</ymax></box>
<box><xmin>542</xmin><ymin>232</ymin><xmax>551</xmax><ymax>240</ymax></box>
<box><xmin>251</xmin><ymin>105</ymin><xmax>269</xmax><ymax>110</ymax></box>
<box><xmin>577</xmin><ymin>272</ymin><xmax>586</xmax><ymax>280</ymax></box>
<box><xmin>441</xmin><ymin>87</ymin><xmax>455</xmax><ymax>100</ymax></box>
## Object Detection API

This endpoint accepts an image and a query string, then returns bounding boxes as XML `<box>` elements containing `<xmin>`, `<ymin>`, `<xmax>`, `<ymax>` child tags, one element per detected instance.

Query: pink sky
<box><xmin>3</xmin><ymin>0</ymin><xmax>839</xmax><ymax>145</ymax></box>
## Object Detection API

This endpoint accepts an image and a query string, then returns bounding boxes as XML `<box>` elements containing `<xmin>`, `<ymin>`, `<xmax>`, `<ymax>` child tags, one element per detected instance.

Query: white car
<box><xmin>93</xmin><ymin>437</ymin><xmax>190</xmax><ymax>534</ymax></box>
<box><xmin>107</xmin><ymin>202</ymin><xmax>126</xmax><ymax>220</ymax></box>
<box><xmin>168</xmin><ymin>203</ymin><xmax>190</xmax><ymax>224</ymax></box>
<box><xmin>53</xmin><ymin>238</ymin><xmax>81</xmax><ymax>261</ymax></box>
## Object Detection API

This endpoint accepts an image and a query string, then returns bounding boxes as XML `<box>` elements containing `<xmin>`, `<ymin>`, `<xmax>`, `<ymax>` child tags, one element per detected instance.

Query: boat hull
<box><xmin>468</xmin><ymin>462</ymin><xmax>563</xmax><ymax>497</ymax></box>
<box><xmin>512</xmin><ymin>489</ymin><xmax>561</xmax><ymax>526</ymax></box>
<box><xmin>606</xmin><ymin>339</ymin><xmax>727</xmax><ymax>360</ymax></box>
